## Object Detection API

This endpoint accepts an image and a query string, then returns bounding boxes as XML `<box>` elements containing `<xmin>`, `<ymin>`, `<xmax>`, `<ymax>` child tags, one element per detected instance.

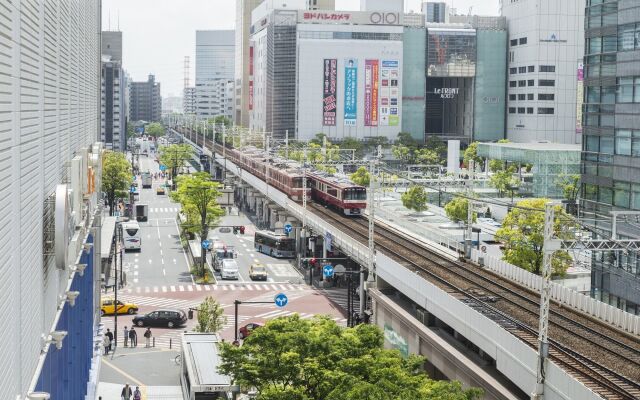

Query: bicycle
<box><xmin>174</xmin><ymin>354</ymin><xmax>181</xmax><ymax>365</ymax></box>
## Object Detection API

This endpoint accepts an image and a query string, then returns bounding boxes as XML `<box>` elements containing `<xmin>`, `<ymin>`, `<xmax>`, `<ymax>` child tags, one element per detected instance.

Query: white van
<box><xmin>220</xmin><ymin>259</ymin><xmax>239</xmax><ymax>280</ymax></box>
<box><xmin>122</xmin><ymin>221</ymin><xmax>142</xmax><ymax>251</ymax></box>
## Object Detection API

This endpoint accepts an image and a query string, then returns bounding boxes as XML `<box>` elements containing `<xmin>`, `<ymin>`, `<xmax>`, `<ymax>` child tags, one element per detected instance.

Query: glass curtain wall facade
<box><xmin>582</xmin><ymin>0</ymin><xmax>640</xmax><ymax>314</ymax></box>
<box><xmin>402</xmin><ymin>27</ymin><xmax>427</xmax><ymax>143</ymax></box>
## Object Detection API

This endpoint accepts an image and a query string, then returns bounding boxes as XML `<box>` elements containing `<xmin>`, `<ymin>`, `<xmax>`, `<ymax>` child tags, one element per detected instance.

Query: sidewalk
<box><xmin>98</xmin><ymin>382</ymin><xmax>183</xmax><ymax>400</ymax></box>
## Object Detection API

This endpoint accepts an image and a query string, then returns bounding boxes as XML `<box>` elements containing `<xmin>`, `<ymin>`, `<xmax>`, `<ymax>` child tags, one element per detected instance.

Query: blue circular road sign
<box><xmin>159</xmin><ymin>165</ymin><xmax>167</xmax><ymax>172</ymax></box>
<box><xmin>323</xmin><ymin>265</ymin><xmax>334</xmax><ymax>278</ymax></box>
<box><xmin>202</xmin><ymin>239</ymin><xmax>211</xmax><ymax>249</ymax></box>
<box><xmin>284</xmin><ymin>223</ymin><xmax>293</xmax><ymax>234</ymax></box>
<box><xmin>274</xmin><ymin>293</ymin><xmax>288</xmax><ymax>308</ymax></box>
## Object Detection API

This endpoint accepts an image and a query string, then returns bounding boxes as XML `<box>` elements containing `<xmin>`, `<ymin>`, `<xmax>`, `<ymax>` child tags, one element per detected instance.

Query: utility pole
<box><xmin>364</xmin><ymin>157</ymin><xmax>376</xmax><ymax>316</ymax></box>
<box><xmin>465</xmin><ymin>160</ymin><xmax>475</xmax><ymax>259</ymax></box>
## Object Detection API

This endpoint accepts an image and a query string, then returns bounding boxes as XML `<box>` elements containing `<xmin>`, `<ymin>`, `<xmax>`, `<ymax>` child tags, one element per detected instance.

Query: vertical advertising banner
<box><xmin>344</xmin><ymin>58</ymin><xmax>358</xmax><ymax>126</ymax></box>
<box><xmin>249</xmin><ymin>81</ymin><xmax>254</xmax><ymax>111</ymax></box>
<box><xmin>383</xmin><ymin>60</ymin><xmax>400</xmax><ymax>127</ymax></box>
<box><xmin>576</xmin><ymin>62</ymin><xmax>584</xmax><ymax>135</ymax></box>
<box><xmin>249</xmin><ymin>45</ymin><xmax>254</xmax><ymax>77</ymax></box>
<box><xmin>323</xmin><ymin>59</ymin><xmax>337</xmax><ymax>126</ymax></box>
<box><xmin>365</xmin><ymin>59</ymin><xmax>379</xmax><ymax>127</ymax></box>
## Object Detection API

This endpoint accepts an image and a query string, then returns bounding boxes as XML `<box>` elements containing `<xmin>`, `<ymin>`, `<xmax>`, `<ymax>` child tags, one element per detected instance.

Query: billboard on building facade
<box><xmin>576</xmin><ymin>62</ymin><xmax>584</xmax><ymax>135</ymax></box>
<box><xmin>380</xmin><ymin>60</ymin><xmax>399</xmax><ymax>126</ymax></box>
<box><xmin>323</xmin><ymin>59</ymin><xmax>337</xmax><ymax>126</ymax></box>
<box><xmin>365</xmin><ymin>59</ymin><xmax>379</xmax><ymax>127</ymax></box>
<box><xmin>344</xmin><ymin>58</ymin><xmax>358</xmax><ymax>126</ymax></box>
<box><xmin>249</xmin><ymin>81</ymin><xmax>254</xmax><ymax>111</ymax></box>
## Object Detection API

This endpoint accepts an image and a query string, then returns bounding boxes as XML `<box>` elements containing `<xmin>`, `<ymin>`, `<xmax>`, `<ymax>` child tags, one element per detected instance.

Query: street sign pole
<box><xmin>233</xmin><ymin>298</ymin><xmax>287</xmax><ymax>342</ymax></box>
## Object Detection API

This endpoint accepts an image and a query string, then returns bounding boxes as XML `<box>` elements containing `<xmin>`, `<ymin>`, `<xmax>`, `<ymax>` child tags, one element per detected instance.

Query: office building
<box><xmin>501</xmin><ymin>0</ymin><xmax>585</xmax><ymax>144</ymax></box>
<box><xmin>308</xmin><ymin>0</ymin><xmax>335</xmax><ymax>10</ymax></box>
<box><xmin>184</xmin><ymin>86</ymin><xmax>196</xmax><ymax>114</ymax></box>
<box><xmin>101</xmin><ymin>31</ymin><xmax>127</xmax><ymax>151</ymax></box>
<box><xmin>163</xmin><ymin>96</ymin><xmax>184</xmax><ymax>115</ymax></box>
<box><xmin>250</xmin><ymin>7</ymin><xmax>404</xmax><ymax>141</ymax></box>
<box><xmin>402</xmin><ymin>16</ymin><xmax>508</xmax><ymax>144</ymax></box>
<box><xmin>423</xmin><ymin>2</ymin><xmax>448</xmax><ymax>23</ymax></box>
<box><xmin>0</xmin><ymin>1</ymin><xmax>103</xmax><ymax>399</ymax></box>
<box><xmin>196</xmin><ymin>30</ymin><xmax>235</xmax><ymax>121</ymax></box>
<box><xmin>581</xmin><ymin>0</ymin><xmax>640</xmax><ymax>315</ymax></box>
<box><xmin>130</xmin><ymin>74</ymin><xmax>162</xmax><ymax>122</ymax></box>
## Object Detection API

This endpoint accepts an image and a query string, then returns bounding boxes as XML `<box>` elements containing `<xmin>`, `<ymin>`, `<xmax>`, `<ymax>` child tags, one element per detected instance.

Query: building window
<box><xmin>508</xmin><ymin>107</ymin><xmax>516</xmax><ymax>114</ymax></box>
<box><xmin>528</xmin><ymin>65</ymin><xmax>535</xmax><ymax>72</ymax></box>
<box><xmin>518</xmin><ymin>107</ymin><xmax>526</xmax><ymax>114</ymax></box>
<box><xmin>539</xmin><ymin>79</ymin><xmax>555</xmax><ymax>87</ymax></box>
<box><xmin>510</xmin><ymin>67</ymin><xmax>517</xmax><ymax>74</ymax></box>
<box><xmin>538</xmin><ymin>93</ymin><xmax>555</xmax><ymax>100</ymax></box>
<box><xmin>528</xmin><ymin>79</ymin><xmax>535</xmax><ymax>86</ymax></box>
<box><xmin>618</xmin><ymin>24</ymin><xmax>637</xmax><ymax>51</ymax></box>
<box><xmin>539</xmin><ymin>65</ymin><xmax>555</xmax><ymax>72</ymax></box>
<box><xmin>510</xmin><ymin>39</ymin><xmax>518</xmax><ymax>46</ymax></box>
<box><xmin>614</xmin><ymin>130</ymin><xmax>640</xmax><ymax>156</ymax></box>
<box><xmin>519</xmin><ymin>37</ymin><xmax>527</xmax><ymax>45</ymax></box>
<box><xmin>527</xmin><ymin>107</ymin><xmax>534</xmax><ymax>114</ymax></box>
<box><xmin>509</xmin><ymin>81</ymin><xmax>517</xmax><ymax>88</ymax></box>
<box><xmin>518</xmin><ymin>80</ymin><xmax>526</xmax><ymax>87</ymax></box>
<box><xmin>509</xmin><ymin>94</ymin><xmax>516</xmax><ymax>101</ymax></box>
<box><xmin>518</xmin><ymin>94</ymin><xmax>526</xmax><ymax>100</ymax></box>
<box><xmin>519</xmin><ymin>66</ymin><xmax>527</xmax><ymax>73</ymax></box>
<box><xmin>538</xmin><ymin>107</ymin><xmax>554</xmax><ymax>114</ymax></box>
<box><xmin>528</xmin><ymin>93</ymin><xmax>534</xmax><ymax>100</ymax></box>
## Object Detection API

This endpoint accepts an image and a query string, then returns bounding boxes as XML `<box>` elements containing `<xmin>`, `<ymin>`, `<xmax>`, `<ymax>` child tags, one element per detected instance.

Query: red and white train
<box><xmin>173</xmin><ymin>126</ymin><xmax>367</xmax><ymax>215</ymax></box>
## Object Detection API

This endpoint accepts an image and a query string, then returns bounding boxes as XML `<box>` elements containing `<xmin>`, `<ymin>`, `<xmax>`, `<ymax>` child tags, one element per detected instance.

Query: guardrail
<box><xmin>472</xmin><ymin>249</ymin><xmax>640</xmax><ymax>336</ymax></box>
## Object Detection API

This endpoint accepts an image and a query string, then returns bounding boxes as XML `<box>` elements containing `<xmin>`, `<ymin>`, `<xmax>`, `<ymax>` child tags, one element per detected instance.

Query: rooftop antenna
<box><xmin>108</xmin><ymin>11</ymin><xmax>111</xmax><ymax>31</ymax></box>
<box><xmin>117</xmin><ymin>11</ymin><xmax>120</xmax><ymax>31</ymax></box>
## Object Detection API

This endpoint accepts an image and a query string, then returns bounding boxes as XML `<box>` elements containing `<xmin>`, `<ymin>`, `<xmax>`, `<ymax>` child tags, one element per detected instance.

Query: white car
<box><xmin>220</xmin><ymin>259</ymin><xmax>239</xmax><ymax>280</ymax></box>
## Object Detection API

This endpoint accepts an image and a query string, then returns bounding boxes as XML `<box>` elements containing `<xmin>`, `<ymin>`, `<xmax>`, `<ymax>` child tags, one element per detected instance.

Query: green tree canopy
<box><xmin>219</xmin><ymin>315</ymin><xmax>482</xmax><ymax>400</ymax></box>
<box><xmin>340</xmin><ymin>137</ymin><xmax>365</xmax><ymax>159</ymax></box>
<box><xmin>194</xmin><ymin>296</ymin><xmax>227</xmax><ymax>333</ymax></box>
<box><xmin>396</xmin><ymin>132</ymin><xmax>418</xmax><ymax>147</ymax></box>
<box><xmin>350</xmin><ymin>166</ymin><xmax>370</xmax><ymax>187</ymax></box>
<box><xmin>146</xmin><ymin>122</ymin><xmax>165</xmax><ymax>137</ymax></box>
<box><xmin>425</xmin><ymin>136</ymin><xmax>447</xmax><ymax>156</ymax></box>
<box><xmin>401</xmin><ymin>186</ymin><xmax>429</xmax><ymax>213</ymax></box>
<box><xmin>463</xmin><ymin>142</ymin><xmax>483</xmax><ymax>167</ymax></box>
<box><xmin>489</xmin><ymin>167</ymin><xmax>519</xmax><ymax>197</ymax></box>
<box><xmin>445</xmin><ymin>197</ymin><xmax>477</xmax><ymax>224</ymax></box>
<box><xmin>414</xmin><ymin>148</ymin><xmax>442</xmax><ymax>165</ymax></box>
<box><xmin>102</xmin><ymin>152</ymin><xmax>132</xmax><ymax>216</ymax></box>
<box><xmin>496</xmin><ymin>198</ymin><xmax>573</xmax><ymax>276</ymax></box>
<box><xmin>392</xmin><ymin>144</ymin><xmax>413</xmax><ymax>164</ymax></box>
<box><xmin>171</xmin><ymin>172</ymin><xmax>225</xmax><ymax>276</ymax></box>
<box><xmin>158</xmin><ymin>144</ymin><xmax>194</xmax><ymax>178</ymax></box>
<box><xmin>555</xmin><ymin>174</ymin><xmax>580</xmax><ymax>202</ymax></box>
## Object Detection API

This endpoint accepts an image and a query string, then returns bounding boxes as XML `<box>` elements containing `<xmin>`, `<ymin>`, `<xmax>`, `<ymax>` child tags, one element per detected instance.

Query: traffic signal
<box><xmin>310</xmin><ymin>258</ymin><xmax>317</xmax><ymax>267</ymax></box>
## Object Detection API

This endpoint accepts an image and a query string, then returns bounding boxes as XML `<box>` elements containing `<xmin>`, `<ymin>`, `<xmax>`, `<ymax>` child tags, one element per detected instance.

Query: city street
<box><xmin>98</xmin><ymin>152</ymin><xmax>347</xmax><ymax>399</ymax></box>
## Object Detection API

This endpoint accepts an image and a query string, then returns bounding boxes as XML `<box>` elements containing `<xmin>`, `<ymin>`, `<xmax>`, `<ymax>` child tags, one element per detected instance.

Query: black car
<box><xmin>132</xmin><ymin>309</ymin><xmax>187</xmax><ymax>328</ymax></box>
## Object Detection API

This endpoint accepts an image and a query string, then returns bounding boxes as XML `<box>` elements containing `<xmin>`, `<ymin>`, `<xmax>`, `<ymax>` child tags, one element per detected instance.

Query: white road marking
<box><xmin>174</xmin><ymin>218</ymin><xmax>195</xmax><ymax>285</ymax></box>
<box><xmin>161</xmin><ymin>259</ymin><xmax>165</xmax><ymax>265</ymax></box>
<box><xmin>222</xmin><ymin>286</ymin><xmax>228</xmax><ymax>291</ymax></box>
<box><xmin>162</xmin><ymin>286</ymin><xmax>167</xmax><ymax>292</ymax></box>
<box><xmin>270</xmin><ymin>284</ymin><xmax>279</xmax><ymax>291</ymax></box>
<box><xmin>136</xmin><ymin>287</ymin><xmax>141</xmax><ymax>293</ymax></box>
<box><xmin>133</xmin><ymin>278</ymin><xmax>139</xmax><ymax>283</ymax></box>
<box><xmin>168</xmin><ymin>234</ymin><xmax>172</xmax><ymax>238</ymax></box>
<box><xmin>179</xmin><ymin>285</ymin><xmax>185</xmax><ymax>292</ymax></box>
<box><xmin>145</xmin><ymin>287</ymin><xmax>150</xmax><ymax>293</ymax></box>
<box><xmin>204</xmin><ymin>285</ymin><xmax>211</xmax><ymax>290</ymax></box>
<box><xmin>187</xmin><ymin>285</ymin><xmax>193</xmax><ymax>292</ymax></box>
<box><xmin>148</xmin><ymin>259</ymin><xmax>152</xmax><ymax>264</ymax></box>
<box><xmin>147</xmin><ymin>234</ymin><xmax>151</xmax><ymax>238</ymax></box>
<box><xmin>254</xmin><ymin>259</ymin><xmax>260</xmax><ymax>263</ymax></box>
<box><xmin>195</xmin><ymin>285</ymin><xmax>201</xmax><ymax>291</ymax></box>
<box><xmin>242</xmin><ymin>243</ymin><xmax>247</xmax><ymax>247</ymax></box>
<box><xmin>245</xmin><ymin>284</ymin><xmax>253</xmax><ymax>290</ymax></box>
<box><xmin>170</xmin><ymin>286</ymin><xmax>176</xmax><ymax>292</ymax></box>
<box><xmin>134</xmin><ymin>264</ymin><xmax>139</xmax><ymax>269</ymax></box>
<box><xmin>160</xmin><ymin>249</ymin><xmax>163</xmax><ymax>256</ymax></box>
<box><xmin>255</xmin><ymin>310</ymin><xmax>287</xmax><ymax>318</ymax></box>
<box><xmin>153</xmin><ymin>287</ymin><xmax>159</xmax><ymax>293</ymax></box>
<box><xmin>162</xmin><ymin>268</ymin><xmax>166</xmax><ymax>276</ymax></box>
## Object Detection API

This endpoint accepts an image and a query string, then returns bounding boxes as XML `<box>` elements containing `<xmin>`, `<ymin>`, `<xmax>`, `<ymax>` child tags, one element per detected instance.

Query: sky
<box><xmin>102</xmin><ymin>0</ymin><xmax>500</xmax><ymax>98</ymax></box>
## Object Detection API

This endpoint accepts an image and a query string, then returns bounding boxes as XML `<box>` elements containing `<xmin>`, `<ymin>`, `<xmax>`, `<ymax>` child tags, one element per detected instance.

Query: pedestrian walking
<box><xmin>105</xmin><ymin>329</ymin><xmax>114</xmax><ymax>352</ymax></box>
<box><xmin>123</xmin><ymin>326</ymin><xmax>129</xmax><ymax>348</ymax></box>
<box><xmin>129</xmin><ymin>327</ymin><xmax>138</xmax><ymax>347</ymax></box>
<box><xmin>144</xmin><ymin>327</ymin><xmax>152</xmax><ymax>348</ymax></box>
<box><xmin>121</xmin><ymin>383</ymin><xmax>133</xmax><ymax>400</ymax></box>
<box><xmin>102</xmin><ymin>335</ymin><xmax>110</xmax><ymax>355</ymax></box>
<box><xmin>133</xmin><ymin>386</ymin><xmax>142</xmax><ymax>400</ymax></box>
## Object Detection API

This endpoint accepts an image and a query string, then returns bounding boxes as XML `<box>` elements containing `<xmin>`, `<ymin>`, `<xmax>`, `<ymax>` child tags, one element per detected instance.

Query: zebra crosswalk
<box><xmin>150</xmin><ymin>207</ymin><xmax>180</xmax><ymax>213</ymax></box>
<box><xmin>253</xmin><ymin>309</ymin><xmax>347</xmax><ymax>326</ymax></box>
<box><xmin>123</xmin><ymin>283</ymin><xmax>309</xmax><ymax>295</ymax></box>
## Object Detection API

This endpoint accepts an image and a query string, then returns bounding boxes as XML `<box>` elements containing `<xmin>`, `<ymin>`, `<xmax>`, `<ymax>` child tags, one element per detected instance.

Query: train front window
<box><xmin>345</xmin><ymin>188</ymin><xmax>366</xmax><ymax>201</ymax></box>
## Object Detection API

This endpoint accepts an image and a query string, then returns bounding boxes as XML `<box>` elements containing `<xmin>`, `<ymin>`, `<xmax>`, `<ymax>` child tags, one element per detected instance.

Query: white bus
<box><xmin>122</xmin><ymin>221</ymin><xmax>141</xmax><ymax>251</ymax></box>
<box><xmin>180</xmin><ymin>333</ymin><xmax>239</xmax><ymax>400</ymax></box>
<box><xmin>254</xmin><ymin>230</ymin><xmax>296</xmax><ymax>258</ymax></box>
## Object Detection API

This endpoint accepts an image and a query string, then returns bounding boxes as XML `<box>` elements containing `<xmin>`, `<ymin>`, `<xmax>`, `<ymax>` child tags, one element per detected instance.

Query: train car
<box><xmin>310</xmin><ymin>173</ymin><xmax>367</xmax><ymax>216</ymax></box>
<box><xmin>267</xmin><ymin>160</ymin><xmax>310</xmax><ymax>201</ymax></box>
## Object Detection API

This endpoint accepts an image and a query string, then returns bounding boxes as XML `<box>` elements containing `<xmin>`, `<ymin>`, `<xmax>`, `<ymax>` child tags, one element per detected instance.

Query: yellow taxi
<box><xmin>101</xmin><ymin>298</ymin><xmax>139</xmax><ymax>316</ymax></box>
<box><xmin>156</xmin><ymin>186</ymin><xmax>166</xmax><ymax>195</ymax></box>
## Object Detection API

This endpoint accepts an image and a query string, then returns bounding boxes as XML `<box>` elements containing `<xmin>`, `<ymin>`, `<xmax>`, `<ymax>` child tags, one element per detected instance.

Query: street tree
<box><xmin>194</xmin><ymin>296</ymin><xmax>227</xmax><ymax>333</ymax></box>
<box><xmin>425</xmin><ymin>135</ymin><xmax>447</xmax><ymax>157</ymax></box>
<box><xmin>340</xmin><ymin>137</ymin><xmax>364</xmax><ymax>159</ymax></box>
<box><xmin>102</xmin><ymin>151</ymin><xmax>132</xmax><ymax>216</ymax></box>
<box><xmin>401</xmin><ymin>186</ymin><xmax>429</xmax><ymax>213</ymax></box>
<box><xmin>171</xmin><ymin>172</ymin><xmax>225</xmax><ymax>277</ymax></box>
<box><xmin>463</xmin><ymin>142</ymin><xmax>483</xmax><ymax>168</ymax></box>
<box><xmin>350</xmin><ymin>166</ymin><xmax>370</xmax><ymax>187</ymax></box>
<box><xmin>219</xmin><ymin>315</ymin><xmax>482</xmax><ymax>400</ymax></box>
<box><xmin>396</xmin><ymin>132</ymin><xmax>418</xmax><ymax>147</ymax></box>
<box><xmin>414</xmin><ymin>148</ymin><xmax>441</xmax><ymax>165</ymax></box>
<box><xmin>158</xmin><ymin>144</ymin><xmax>194</xmax><ymax>183</ymax></box>
<box><xmin>392</xmin><ymin>144</ymin><xmax>413</xmax><ymax>164</ymax></box>
<box><xmin>555</xmin><ymin>174</ymin><xmax>581</xmax><ymax>202</ymax></box>
<box><xmin>445</xmin><ymin>196</ymin><xmax>477</xmax><ymax>224</ymax></box>
<box><xmin>146</xmin><ymin>122</ymin><xmax>165</xmax><ymax>137</ymax></box>
<box><xmin>489</xmin><ymin>167</ymin><xmax>519</xmax><ymax>197</ymax></box>
<box><xmin>496</xmin><ymin>198</ymin><xmax>574</xmax><ymax>276</ymax></box>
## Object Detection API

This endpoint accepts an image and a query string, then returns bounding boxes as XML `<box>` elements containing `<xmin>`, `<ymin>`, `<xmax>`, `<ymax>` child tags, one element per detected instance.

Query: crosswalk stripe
<box><xmin>136</xmin><ymin>287</ymin><xmax>141</xmax><ymax>294</ymax></box>
<box><xmin>153</xmin><ymin>287</ymin><xmax>159</xmax><ymax>293</ymax></box>
<box><xmin>213</xmin><ymin>285</ymin><xmax>218</xmax><ymax>290</ymax></box>
<box><xmin>255</xmin><ymin>309</ymin><xmax>285</xmax><ymax>318</ymax></box>
<box><xmin>161</xmin><ymin>286</ymin><xmax>167</xmax><ymax>292</ymax></box>
<box><xmin>278</xmin><ymin>284</ymin><xmax>288</xmax><ymax>291</ymax></box>
<box><xmin>179</xmin><ymin>285</ymin><xmax>185</xmax><ymax>292</ymax></box>
<box><xmin>204</xmin><ymin>285</ymin><xmax>211</xmax><ymax>291</ymax></box>
<box><xmin>222</xmin><ymin>286</ymin><xmax>228</xmax><ymax>291</ymax></box>
<box><xmin>196</xmin><ymin>285</ymin><xmax>202</xmax><ymax>291</ymax></box>
<box><xmin>270</xmin><ymin>284</ymin><xmax>279</xmax><ymax>291</ymax></box>
<box><xmin>187</xmin><ymin>285</ymin><xmax>193</xmax><ymax>292</ymax></box>
<box><xmin>300</xmin><ymin>313</ymin><xmax>314</xmax><ymax>319</ymax></box>
<box><xmin>245</xmin><ymin>284</ymin><xmax>253</xmax><ymax>291</ymax></box>
<box><xmin>170</xmin><ymin>286</ymin><xmax>176</xmax><ymax>292</ymax></box>
<box><xmin>145</xmin><ymin>287</ymin><xmax>150</xmax><ymax>293</ymax></box>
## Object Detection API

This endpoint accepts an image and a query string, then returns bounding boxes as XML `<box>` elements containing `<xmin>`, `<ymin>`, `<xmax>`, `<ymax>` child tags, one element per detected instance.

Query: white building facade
<box><xmin>0</xmin><ymin>1</ymin><xmax>103</xmax><ymax>399</ymax></box>
<box><xmin>183</xmin><ymin>86</ymin><xmax>196</xmax><ymax>114</ymax></box>
<box><xmin>250</xmin><ymin>9</ymin><xmax>404</xmax><ymax>141</ymax></box>
<box><xmin>196</xmin><ymin>30</ymin><xmax>235</xmax><ymax>121</ymax></box>
<box><xmin>501</xmin><ymin>0</ymin><xmax>586</xmax><ymax>144</ymax></box>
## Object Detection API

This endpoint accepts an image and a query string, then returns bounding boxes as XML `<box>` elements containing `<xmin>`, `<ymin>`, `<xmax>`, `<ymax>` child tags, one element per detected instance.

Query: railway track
<box><xmin>309</xmin><ymin>204</ymin><xmax>640</xmax><ymax>399</ymax></box>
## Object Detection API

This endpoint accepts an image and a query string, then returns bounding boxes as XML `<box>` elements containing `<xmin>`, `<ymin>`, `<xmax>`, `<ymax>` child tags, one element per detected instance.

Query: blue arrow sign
<box><xmin>202</xmin><ymin>239</ymin><xmax>211</xmax><ymax>249</ymax></box>
<box><xmin>159</xmin><ymin>165</ymin><xmax>167</xmax><ymax>172</ymax></box>
<box><xmin>284</xmin><ymin>223</ymin><xmax>292</xmax><ymax>234</ymax></box>
<box><xmin>323</xmin><ymin>265</ymin><xmax>334</xmax><ymax>278</ymax></box>
<box><xmin>274</xmin><ymin>293</ymin><xmax>288</xmax><ymax>308</ymax></box>
<box><xmin>130</xmin><ymin>186</ymin><xmax>136</xmax><ymax>193</ymax></box>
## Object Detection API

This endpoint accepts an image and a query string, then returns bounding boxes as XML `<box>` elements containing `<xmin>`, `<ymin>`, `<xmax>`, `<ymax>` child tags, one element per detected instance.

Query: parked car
<box><xmin>156</xmin><ymin>186</ymin><xmax>165</xmax><ymax>195</ymax></box>
<box><xmin>249</xmin><ymin>263</ymin><xmax>268</xmax><ymax>281</ymax></box>
<box><xmin>132</xmin><ymin>309</ymin><xmax>187</xmax><ymax>328</ymax></box>
<box><xmin>220</xmin><ymin>259</ymin><xmax>239</xmax><ymax>280</ymax></box>
<box><xmin>101</xmin><ymin>299</ymin><xmax>138</xmax><ymax>316</ymax></box>
<box><xmin>239</xmin><ymin>322</ymin><xmax>262</xmax><ymax>339</ymax></box>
